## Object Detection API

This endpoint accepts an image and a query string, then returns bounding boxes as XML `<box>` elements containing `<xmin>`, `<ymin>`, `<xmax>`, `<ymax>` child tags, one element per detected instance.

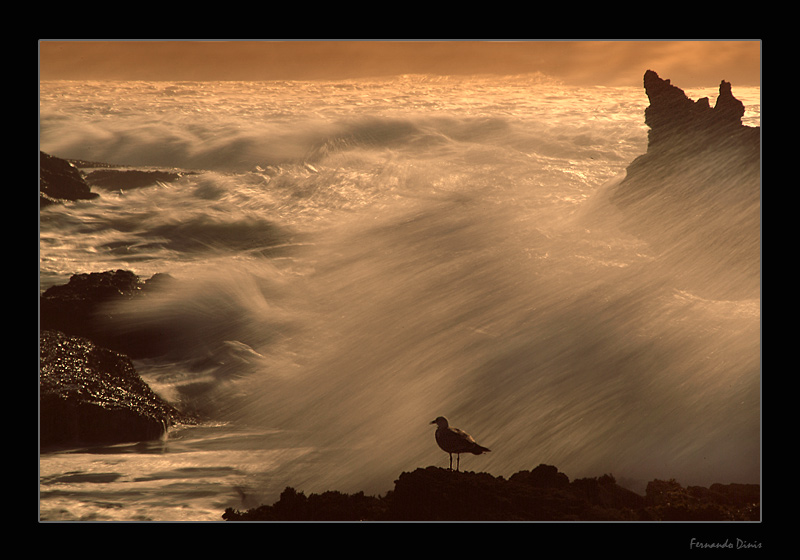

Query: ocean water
<box><xmin>38</xmin><ymin>75</ymin><xmax>761</xmax><ymax>521</ymax></box>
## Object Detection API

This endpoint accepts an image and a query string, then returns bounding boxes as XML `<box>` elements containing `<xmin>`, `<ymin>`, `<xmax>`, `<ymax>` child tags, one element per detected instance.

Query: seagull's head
<box><xmin>431</xmin><ymin>416</ymin><xmax>449</xmax><ymax>428</ymax></box>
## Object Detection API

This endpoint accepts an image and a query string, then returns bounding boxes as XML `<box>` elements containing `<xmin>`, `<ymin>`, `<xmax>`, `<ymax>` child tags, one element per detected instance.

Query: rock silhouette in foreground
<box><xmin>222</xmin><ymin>464</ymin><xmax>759</xmax><ymax>521</ymax></box>
<box><xmin>40</xmin><ymin>270</ymin><xmax>197</xmax><ymax>447</ymax></box>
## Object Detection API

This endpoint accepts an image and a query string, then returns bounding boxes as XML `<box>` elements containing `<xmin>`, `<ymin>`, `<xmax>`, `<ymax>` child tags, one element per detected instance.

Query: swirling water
<box><xmin>39</xmin><ymin>76</ymin><xmax>761</xmax><ymax>521</ymax></box>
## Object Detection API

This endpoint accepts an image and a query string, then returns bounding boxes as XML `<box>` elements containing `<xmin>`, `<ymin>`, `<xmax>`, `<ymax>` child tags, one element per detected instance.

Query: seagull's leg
<box><xmin>456</xmin><ymin>454</ymin><xmax>461</xmax><ymax>472</ymax></box>
<box><xmin>449</xmin><ymin>453</ymin><xmax>453</xmax><ymax>470</ymax></box>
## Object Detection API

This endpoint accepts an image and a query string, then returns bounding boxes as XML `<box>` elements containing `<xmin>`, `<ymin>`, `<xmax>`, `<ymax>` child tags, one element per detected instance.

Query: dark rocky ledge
<box><xmin>40</xmin><ymin>269</ymin><xmax>177</xmax><ymax>360</ymax></box>
<box><xmin>40</xmin><ymin>329</ymin><xmax>193</xmax><ymax>448</ymax></box>
<box><xmin>222</xmin><ymin>464</ymin><xmax>760</xmax><ymax>521</ymax></box>
<box><xmin>39</xmin><ymin>151</ymin><xmax>99</xmax><ymax>207</ymax></box>
<box><xmin>83</xmin><ymin>168</ymin><xmax>190</xmax><ymax>190</ymax></box>
<box><xmin>40</xmin><ymin>151</ymin><xmax>189</xmax><ymax>207</ymax></box>
<box><xmin>40</xmin><ymin>270</ymin><xmax>196</xmax><ymax>447</ymax></box>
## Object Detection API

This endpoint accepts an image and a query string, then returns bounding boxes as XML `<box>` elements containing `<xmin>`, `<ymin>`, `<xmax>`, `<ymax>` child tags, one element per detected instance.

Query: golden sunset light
<box><xmin>39</xmin><ymin>39</ymin><xmax>760</xmax><ymax>87</ymax></box>
<box><xmin>40</xmin><ymin>38</ymin><xmax>761</xmax><ymax>529</ymax></box>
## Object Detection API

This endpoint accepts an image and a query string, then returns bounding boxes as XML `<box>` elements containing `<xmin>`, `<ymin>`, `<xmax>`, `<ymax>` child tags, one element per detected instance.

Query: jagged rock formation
<box><xmin>222</xmin><ymin>464</ymin><xmax>760</xmax><ymax>521</ymax></box>
<box><xmin>614</xmin><ymin>69</ymin><xmax>760</xmax><ymax>206</ymax></box>
<box><xmin>610</xmin><ymin>70</ymin><xmax>760</xmax><ymax>298</ymax></box>
<box><xmin>40</xmin><ymin>330</ymin><xmax>192</xmax><ymax>447</ymax></box>
<box><xmin>639</xmin><ymin>69</ymin><xmax>753</xmax><ymax>149</ymax></box>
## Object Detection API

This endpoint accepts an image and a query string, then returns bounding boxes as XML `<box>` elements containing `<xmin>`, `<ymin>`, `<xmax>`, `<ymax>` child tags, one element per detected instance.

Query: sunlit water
<box><xmin>39</xmin><ymin>76</ymin><xmax>761</xmax><ymax>521</ymax></box>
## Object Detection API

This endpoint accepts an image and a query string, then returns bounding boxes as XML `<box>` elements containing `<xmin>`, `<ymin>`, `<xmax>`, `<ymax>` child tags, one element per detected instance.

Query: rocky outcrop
<box><xmin>40</xmin><ymin>329</ymin><xmax>192</xmax><ymax>448</ymax></box>
<box><xmin>642</xmin><ymin>477</ymin><xmax>761</xmax><ymax>521</ymax></box>
<box><xmin>40</xmin><ymin>270</ymin><xmax>196</xmax><ymax>447</ymax></box>
<box><xmin>639</xmin><ymin>69</ymin><xmax>753</xmax><ymax>149</ymax></box>
<box><xmin>40</xmin><ymin>151</ymin><xmax>190</xmax><ymax>206</ymax></box>
<box><xmin>39</xmin><ymin>151</ymin><xmax>99</xmax><ymax>207</ymax></box>
<box><xmin>609</xmin><ymin>71</ymin><xmax>760</xmax><ymax>298</ymax></box>
<box><xmin>40</xmin><ymin>269</ymin><xmax>176</xmax><ymax>359</ymax></box>
<box><xmin>84</xmin><ymin>168</ymin><xmax>188</xmax><ymax>190</ymax></box>
<box><xmin>222</xmin><ymin>464</ymin><xmax>759</xmax><ymax>521</ymax></box>
<box><xmin>615</xmin><ymin>70</ymin><xmax>760</xmax><ymax>205</ymax></box>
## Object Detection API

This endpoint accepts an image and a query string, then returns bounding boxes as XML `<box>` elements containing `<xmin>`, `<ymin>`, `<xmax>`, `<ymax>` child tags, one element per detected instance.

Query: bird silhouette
<box><xmin>431</xmin><ymin>416</ymin><xmax>491</xmax><ymax>471</ymax></box>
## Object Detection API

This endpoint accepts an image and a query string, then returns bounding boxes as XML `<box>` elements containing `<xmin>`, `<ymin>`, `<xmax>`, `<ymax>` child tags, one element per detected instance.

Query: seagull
<box><xmin>430</xmin><ymin>416</ymin><xmax>491</xmax><ymax>471</ymax></box>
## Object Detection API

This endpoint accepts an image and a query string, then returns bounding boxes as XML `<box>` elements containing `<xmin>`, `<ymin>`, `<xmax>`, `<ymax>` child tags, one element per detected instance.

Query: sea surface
<box><xmin>38</xmin><ymin>75</ymin><xmax>761</xmax><ymax>521</ymax></box>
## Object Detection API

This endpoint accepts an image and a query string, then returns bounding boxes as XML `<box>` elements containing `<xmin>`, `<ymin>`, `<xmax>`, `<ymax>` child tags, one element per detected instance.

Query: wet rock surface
<box><xmin>40</xmin><ymin>330</ymin><xmax>192</xmax><ymax>448</ymax></box>
<box><xmin>40</xmin><ymin>270</ymin><xmax>196</xmax><ymax>447</ymax></box>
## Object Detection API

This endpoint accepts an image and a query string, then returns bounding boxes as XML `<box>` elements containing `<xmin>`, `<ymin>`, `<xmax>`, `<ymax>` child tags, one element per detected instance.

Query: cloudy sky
<box><xmin>38</xmin><ymin>40</ymin><xmax>761</xmax><ymax>87</ymax></box>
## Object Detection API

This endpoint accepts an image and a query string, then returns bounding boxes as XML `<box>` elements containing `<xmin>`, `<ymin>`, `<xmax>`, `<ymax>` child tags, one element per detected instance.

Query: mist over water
<box><xmin>39</xmin><ymin>76</ymin><xmax>760</xmax><ymax>520</ymax></box>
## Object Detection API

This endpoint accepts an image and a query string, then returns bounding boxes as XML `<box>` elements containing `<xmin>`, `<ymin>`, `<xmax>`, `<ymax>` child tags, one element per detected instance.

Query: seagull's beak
<box><xmin>430</xmin><ymin>420</ymin><xmax>436</xmax><ymax>425</ymax></box>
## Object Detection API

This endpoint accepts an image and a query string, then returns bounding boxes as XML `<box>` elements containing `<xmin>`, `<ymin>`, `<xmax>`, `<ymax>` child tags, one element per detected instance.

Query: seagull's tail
<box><xmin>472</xmin><ymin>445</ymin><xmax>491</xmax><ymax>455</ymax></box>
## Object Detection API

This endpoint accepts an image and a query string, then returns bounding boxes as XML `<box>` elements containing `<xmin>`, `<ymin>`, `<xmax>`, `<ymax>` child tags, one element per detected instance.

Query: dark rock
<box><xmin>222</xmin><ymin>465</ymin><xmax>759</xmax><ymax>521</ymax></box>
<box><xmin>508</xmin><ymin>463</ymin><xmax>570</xmax><ymax>488</ymax></box>
<box><xmin>709</xmin><ymin>481</ymin><xmax>761</xmax><ymax>508</ymax></box>
<box><xmin>40</xmin><ymin>152</ymin><xmax>192</xmax><ymax>205</ymax></box>
<box><xmin>609</xmin><ymin>70</ymin><xmax>760</xmax><ymax>299</ymax></box>
<box><xmin>642</xmin><ymin>70</ymin><xmax>746</xmax><ymax>147</ymax></box>
<box><xmin>40</xmin><ymin>269</ymin><xmax>176</xmax><ymax>359</ymax></box>
<box><xmin>222</xmin><ymin>487</ymin><xmax>389</xmax><ymax>522</ymax></box>
<box><xmin>65</xmin><ymin>158</ymin><xmax>119</xmax><ymax>169</ymax></box>
<box><xmin>387</xmin><ymin>466</ymin><xmax>557</xmax><ymax>521</ymax></box>
<box><xmin>40</xmin><ymin>330</ymin><xmax>192</xmax><ymax>448</ymax></box>
<box><xmin>618</xmin><ymin>69</ymin><xmax>760</xmax><ymax>201</ymax></box>
<box><xmin>570</xmin><ymin>473</ymin><xmax>645</xmax><ymax>513</ymax></box>
<box><xmin>643</xmin><ymin>478</ymin><xmax>760</xmax><ymax>521</ymax></box>
<box><xmin>640</xmin><ymin>69</ymin><xmax>753</xmax><ymax>150</ymax></box>
<box><xmin>84</xmin><ymin>168</ymin><xmax>188</xmax><ymax>190</ymax></box>
<box><xmin>40</xmin><ymin>151</ymin><xmax>99</xmax><ymax>207</ymax></box>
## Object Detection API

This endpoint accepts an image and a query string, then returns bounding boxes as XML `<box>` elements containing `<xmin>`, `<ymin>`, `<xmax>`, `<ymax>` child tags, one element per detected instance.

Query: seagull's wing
<box><xmin>450</xmin><ymin>427</ymin><xmax>476</xmax><ymax>443</ymax></box>
<box><xmin>441</xmin><ymin>427</ymin><xmax>479</xmax><ymax>452</ymax></box>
